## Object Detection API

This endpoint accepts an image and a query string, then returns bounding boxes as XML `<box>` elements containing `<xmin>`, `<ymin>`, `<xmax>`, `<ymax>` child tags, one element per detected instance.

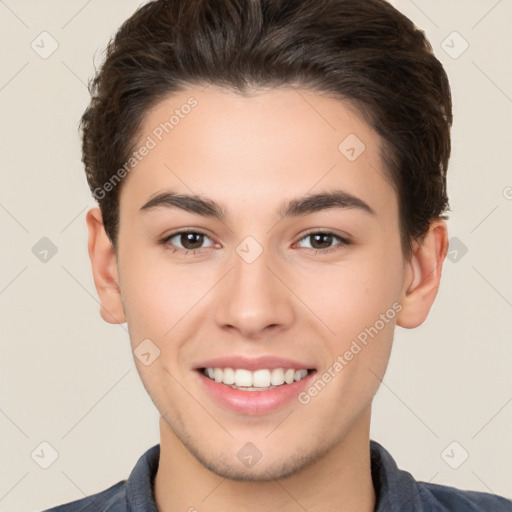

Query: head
<box><xmin>84</xmin><ymin>0</ymin><xmax>451</xmax><ymax>480</ymax></box>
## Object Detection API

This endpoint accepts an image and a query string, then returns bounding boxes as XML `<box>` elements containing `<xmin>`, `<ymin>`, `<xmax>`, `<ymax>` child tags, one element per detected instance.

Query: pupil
<box><xmin>312</xmin><ymin>234</ymin><xmax>332</xmax><ymax>249</ymax></box>
<box><xmin>182</xmin><ymin>233</ymin><xmax>203</xmax><ymax>249</ymax></box>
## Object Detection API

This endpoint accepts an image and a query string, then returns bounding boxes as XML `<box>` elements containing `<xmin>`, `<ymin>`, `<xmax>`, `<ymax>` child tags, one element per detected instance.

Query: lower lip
<box><xmin>195</xmin><ymin>369</ymin><xmax>317</xmax><ymax>416</ymax></box>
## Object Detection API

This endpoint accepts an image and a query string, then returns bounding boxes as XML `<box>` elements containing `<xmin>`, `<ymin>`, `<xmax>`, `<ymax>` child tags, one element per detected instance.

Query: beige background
<box><xmin>0</xmin><ymin>1</ymin><xmax>511</xmax><ymax>510</ymax></box>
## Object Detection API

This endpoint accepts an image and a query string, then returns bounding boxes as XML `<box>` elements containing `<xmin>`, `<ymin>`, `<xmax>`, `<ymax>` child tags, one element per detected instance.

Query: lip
<box><xmin>195</xmin><ymin>368</ymin><xmax>317</xmax><ymax>416</ymax></box>
<box><xmin>193</xmin><ymin>355</ymin><xmax>315</xmax><ymax>372</ymax></box>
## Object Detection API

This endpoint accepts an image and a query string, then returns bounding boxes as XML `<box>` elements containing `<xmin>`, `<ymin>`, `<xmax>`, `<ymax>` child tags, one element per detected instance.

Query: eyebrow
<box><xmin>139</xmin><ymin>188</ymin><xmax>376</xmax><ymax>220</ymax></box>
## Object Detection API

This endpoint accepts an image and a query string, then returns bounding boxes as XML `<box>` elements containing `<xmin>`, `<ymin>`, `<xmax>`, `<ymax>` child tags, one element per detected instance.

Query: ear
<box><xmin>86</xmin><ymin>207</ymin><xmax>126</xmax><ymax>324</ymax></box>
<box><xmin>396</xmin><ymin>219</ymin><xmax>449</xmax><ymax>329</ymax></box>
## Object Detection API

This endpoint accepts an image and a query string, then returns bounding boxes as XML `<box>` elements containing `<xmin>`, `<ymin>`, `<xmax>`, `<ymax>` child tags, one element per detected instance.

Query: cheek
<box><xmin>118</xmin><ymin>250</ymin><xmax>215</xmax><ymax>342</ymax></box>
<box><xmin>296</xmin><ymin>254</ymin><xmax>403</xmax><ymax>334</ymax></box>
<box><xmin>331</xmin><ymin>253</ymin><xmax>402</xmax><ymax>385</ymax></box>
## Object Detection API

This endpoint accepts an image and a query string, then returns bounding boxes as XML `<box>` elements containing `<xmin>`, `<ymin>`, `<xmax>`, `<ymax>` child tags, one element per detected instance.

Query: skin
<box><xmin>86</xmin><ymin>85</ymin><xmax>448</xmax><ymax>512</ymax></box>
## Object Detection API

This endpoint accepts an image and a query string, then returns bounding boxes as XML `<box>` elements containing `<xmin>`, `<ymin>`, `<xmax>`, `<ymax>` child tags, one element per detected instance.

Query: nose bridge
<box><xmin>214</xmin><ymin>239</ymin><xmax>294</xmax><ymax>336</ymax></box>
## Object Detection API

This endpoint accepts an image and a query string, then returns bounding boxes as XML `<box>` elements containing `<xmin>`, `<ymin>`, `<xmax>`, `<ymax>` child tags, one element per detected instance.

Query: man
<box><xmin>45</xmin><ymin>0</ymin><xmax>512</xmax><ymax>510</ymax></box>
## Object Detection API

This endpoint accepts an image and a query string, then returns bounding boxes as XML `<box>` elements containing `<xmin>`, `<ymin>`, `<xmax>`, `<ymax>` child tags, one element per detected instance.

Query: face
<box><xmin>111</xmin><ymin>85</ymin><xmax>410</xmax><ymax>480</ymax></box>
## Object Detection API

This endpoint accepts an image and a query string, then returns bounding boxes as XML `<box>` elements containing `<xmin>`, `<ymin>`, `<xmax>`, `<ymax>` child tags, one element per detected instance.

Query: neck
<box><xmin>154</xmin><ymin>407</ymin><xmax>376</xmax><ymax>512</ymax></box>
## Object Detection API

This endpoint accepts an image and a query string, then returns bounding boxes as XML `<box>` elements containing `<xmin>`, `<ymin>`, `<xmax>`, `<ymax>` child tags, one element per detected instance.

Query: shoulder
<box><xmin>42</xmin><ymin>480</ymin><xmax>127</xmax><ymax>512</ymax></box>
<box><xmin>369</xmin><ymin>440</ymin><xmax>512</xmax><ymax>511</ymax></box>
<box><xmin>417</xmin><ymin>481</ymin><xmax>512</xmax><ymax>511</ymax></box>
<box><xmin>41</xmin><ymin>444</ymin><xmax>160</xmax><ymax>512</ymax></box>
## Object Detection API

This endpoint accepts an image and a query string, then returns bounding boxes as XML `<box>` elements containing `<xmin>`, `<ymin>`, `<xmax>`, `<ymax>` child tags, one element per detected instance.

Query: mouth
<box><xmin>197</xmin><ymin>366</ymin><xmax>316</xmax><ymax>391</ymax></box>
<box><xmin>194</xmin><ymin>365</ymin><xmax>318</xmax><ymax>415</ymax></box>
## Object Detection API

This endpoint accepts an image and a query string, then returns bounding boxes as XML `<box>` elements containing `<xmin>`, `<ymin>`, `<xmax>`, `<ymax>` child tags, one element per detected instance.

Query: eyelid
<box><xmin>161</xmin><ymin>229</ymin><xmax>216</xmax><ymax>248</ymax></box>
<box><xmin>160</xmin><ymin>228</ymin><xmax>351</xmax><ymax>255</ymax></box>
<box><xmin>294</xmin><ymin>229</ymin><xmax>351</xmax><ymax>252</ymax></box>
<box><xmin>297</xmin><ymin>227</ymin><xmax>351</xmax><ymax>242</ymax></box>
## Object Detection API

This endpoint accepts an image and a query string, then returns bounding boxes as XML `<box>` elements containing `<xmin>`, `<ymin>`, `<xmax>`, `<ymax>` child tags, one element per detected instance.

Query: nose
<box><xmin>214</xmin><ymin>246</ymin><xmax>295</xmax><ymax>339</ymax></box>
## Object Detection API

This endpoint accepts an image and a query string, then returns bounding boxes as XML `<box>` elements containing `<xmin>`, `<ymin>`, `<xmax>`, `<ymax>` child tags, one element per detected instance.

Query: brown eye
<box><xmin>178</xmin><ymin>232</ymin><xmax>205</xmax><ymax>249</ymax></box>
<box><xmin>310</xmin><ymin>233</ymin><xmax>335</xmax><ymax>249</ymax></box>
<box><xmin>162</xmin><ymin>231</ymin><xmax>215</xmax><ymax>253</ymax></box>
<box><xmin>296</xmin><ymin>232</ymin><xmax>350</xmax><ymax>253</ymax></box>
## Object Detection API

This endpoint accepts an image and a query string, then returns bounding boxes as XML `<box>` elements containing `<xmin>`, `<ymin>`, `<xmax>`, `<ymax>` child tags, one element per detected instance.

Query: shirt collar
<box><xmin>370</xmin><ymin>439</ymin><xmax>423</xmax><ymax>511</ymax></box>
<box><xmin>124</xmin><ymin>440</ymin><xmax>420</xmax><ymax>511</ymax></box>
<box><xmin>125</xmin><ymin>443</ymin><xmax>160</xmax><ymax>511</ymax></box>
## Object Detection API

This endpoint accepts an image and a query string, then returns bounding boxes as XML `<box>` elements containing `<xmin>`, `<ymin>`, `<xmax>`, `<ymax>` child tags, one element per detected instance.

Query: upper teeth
<box><xmin>203</xmin><ymin>368</ymin><xmax>309</xmax><ymax>387</ymax></box>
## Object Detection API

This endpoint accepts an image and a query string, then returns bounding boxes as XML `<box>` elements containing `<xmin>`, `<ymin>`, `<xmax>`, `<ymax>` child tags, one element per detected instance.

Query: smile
<box><xmin>195</xmin><ymin>366</ymin><xmax>317</xmax><ymax>415</ymax></box>
<box><xmin>201</xmin><ymin>367</ymin><xmax>311</xmax><ymax>390</ymax></box>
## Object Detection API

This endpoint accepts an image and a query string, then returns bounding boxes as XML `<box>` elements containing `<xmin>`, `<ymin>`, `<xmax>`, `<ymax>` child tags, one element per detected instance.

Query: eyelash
<box><xmin>159</xmin><ymin>230</ymin><xmax>351</xmax><ymax>256</ymax></box>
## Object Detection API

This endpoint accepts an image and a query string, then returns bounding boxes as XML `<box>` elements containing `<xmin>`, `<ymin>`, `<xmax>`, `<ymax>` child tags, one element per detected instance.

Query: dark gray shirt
<box><xmin>43</xmin><ymin>440</ymin><xmax>512</xmax><ymax>511</ymax></box>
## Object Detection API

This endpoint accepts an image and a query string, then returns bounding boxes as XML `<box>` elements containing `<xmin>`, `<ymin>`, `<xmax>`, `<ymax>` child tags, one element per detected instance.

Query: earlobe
<box><xmin>86</xmin><ymin>207</ymin><xmax>126</xmax><ymax>325</ymax></box>
<box><xmin>396</xmin><ymin>219</ymin><xmax>449</xmax><ymax>329</ymax></box>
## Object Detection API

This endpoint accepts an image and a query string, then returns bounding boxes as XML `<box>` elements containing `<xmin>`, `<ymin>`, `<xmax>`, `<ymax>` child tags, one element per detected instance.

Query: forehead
<box><xmin>120</xmin><ymin>85</ymin><xmax>396</xmax><ymax>219</ymax></box>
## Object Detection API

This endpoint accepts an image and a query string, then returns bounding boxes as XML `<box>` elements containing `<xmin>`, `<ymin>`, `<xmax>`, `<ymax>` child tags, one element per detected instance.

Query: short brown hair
<box><xmin>80</xmin><ymin>0</ymin><xmax>452</xmax><ymax>258</ymax></box>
